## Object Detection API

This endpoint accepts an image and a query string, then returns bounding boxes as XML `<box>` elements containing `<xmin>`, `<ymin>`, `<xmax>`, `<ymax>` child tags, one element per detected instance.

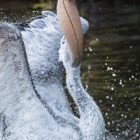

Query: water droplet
<box><xmin>111</xmin><ymin>104</ymin><xmax>115</xmax><ymax>108</ymax></box>
<box><xmin>106</xmin><ymin>96</ymin><xmax>109</xmax><ymax>99</ymax></box>
<box><xmin>112</xmin><ymin>73</ymin><xmax>117</xmax><ymax>77</ymax></box>
<box><xmin>111</xmin><ymin>87</ymin><xmax>114</xmax><ymax>91</ymax></box>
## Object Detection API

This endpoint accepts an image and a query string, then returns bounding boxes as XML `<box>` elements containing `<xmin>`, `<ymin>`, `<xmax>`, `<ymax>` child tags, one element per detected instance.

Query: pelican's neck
<box><xmin>64</xmin><ymin>62</ymin><xmax>105</xmax><ymax>139</ymax></box>
<box><xmin>65</xmin><ymin>64</ymin><xmax>100</xmax><ymax>115</ymax></box>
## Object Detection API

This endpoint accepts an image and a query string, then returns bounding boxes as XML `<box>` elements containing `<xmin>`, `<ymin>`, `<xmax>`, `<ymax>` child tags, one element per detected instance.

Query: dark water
<box><xmin>0</xmin><ymin>1</ymin><xmax>139</xmax><ymax>139</ymax></box>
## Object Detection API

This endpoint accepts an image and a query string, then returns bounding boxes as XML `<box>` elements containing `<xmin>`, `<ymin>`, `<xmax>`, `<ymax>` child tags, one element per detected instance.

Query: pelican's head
<box><xmin>57</xmin><ymin>0</ymin><xmax>89</xmax><ymax>67</ymax></box>
<box><xmin>80</xmin><ymin>17</ymin><xmax>89</xmax><ymax>36</ymax></box>
<box><xmin>59</xmin><ymin>17</ymin><xmax>89</xmax><ymax>68</ymax></box>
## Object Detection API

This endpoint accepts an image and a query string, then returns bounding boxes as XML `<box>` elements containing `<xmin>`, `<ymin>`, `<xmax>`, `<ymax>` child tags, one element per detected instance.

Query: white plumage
<box><xmin>18</xmin><ymin>11</ymin><xmax>90</xmax><ymax>125</ymax></box>
<box><xmin>19</xmin><ymin>11</ymin><xmax>75</xmax><ymax>124</ymax></box>
<box><xmin>0</xmin><ymin>22</ymin><xmax>82</xmax><ymax>140</ymax></box>
<box><xmin>0</xmin><ymin>11</ymin><xmax>107</xmax><ymax>140</ymax></box>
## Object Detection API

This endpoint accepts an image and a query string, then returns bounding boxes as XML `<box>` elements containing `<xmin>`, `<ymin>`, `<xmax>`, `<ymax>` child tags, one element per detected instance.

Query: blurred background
<box><xmin>0</xmin><ymin>0</ymin><xmax>140</xmax><ymax>139</ymax></box>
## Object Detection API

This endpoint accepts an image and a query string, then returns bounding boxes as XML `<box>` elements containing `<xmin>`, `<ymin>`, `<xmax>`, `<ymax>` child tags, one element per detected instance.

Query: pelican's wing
<box><xmin>0</xmin><ymin>23</ymin><xmax>56</xmax><ymax>139</ymax></box>
<box><xmin>15</xmin><ymin>11</ymin><xmax>76</xmax><ymax>123</ymax></box>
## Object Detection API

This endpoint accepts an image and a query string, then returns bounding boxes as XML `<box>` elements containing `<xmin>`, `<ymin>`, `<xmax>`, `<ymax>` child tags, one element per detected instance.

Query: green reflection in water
<box><xmin>0</xmin><ymin>1</ymin><xmax>139</xmax><ymax>139</ymax></box>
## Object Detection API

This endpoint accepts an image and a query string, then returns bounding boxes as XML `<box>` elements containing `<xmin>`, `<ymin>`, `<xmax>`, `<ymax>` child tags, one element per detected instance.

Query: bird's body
<box><xmin>0</xmin><ymin>9</ymin><xmax>106</xmax><ymax>140</ymax></box>
<box><xmin>0</xmin><ymin>23</ymin><xmax>82</xmax><ymax>140</ymax></box>
<box><xmin>0</xmin><ymin>11</ymin><xmax>91</xmax><ymax>140</ymax></box>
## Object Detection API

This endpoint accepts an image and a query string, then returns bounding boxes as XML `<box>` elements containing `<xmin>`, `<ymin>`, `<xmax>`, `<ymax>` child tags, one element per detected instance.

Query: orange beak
<box><xmin>57</xmin><ymin>0</ymin><xmax>83</xmax><ymax>67</ymax></box>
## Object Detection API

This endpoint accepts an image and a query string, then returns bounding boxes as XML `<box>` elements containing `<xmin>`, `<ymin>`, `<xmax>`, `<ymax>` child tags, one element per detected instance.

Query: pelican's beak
<box><xmin>57</xmin><ymin>0</ymin><xmax>83</xmax><ymax>67</ymax></box>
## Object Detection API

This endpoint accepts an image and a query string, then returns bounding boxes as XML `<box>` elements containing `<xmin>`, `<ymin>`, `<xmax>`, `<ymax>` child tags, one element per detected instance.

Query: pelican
<box><xmin>0</xmin><ymin>7</ymin><xmax>90</xmax><ymax>140</ymax></box>
<box><xmin>0</xmin><ymin>0</ymin><xmax>107</xmax><ymax>139</ymax></box>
